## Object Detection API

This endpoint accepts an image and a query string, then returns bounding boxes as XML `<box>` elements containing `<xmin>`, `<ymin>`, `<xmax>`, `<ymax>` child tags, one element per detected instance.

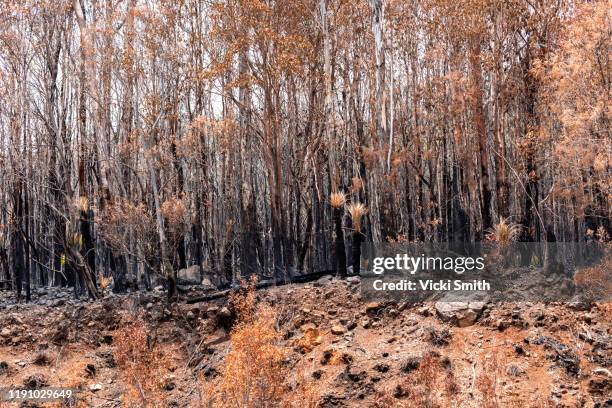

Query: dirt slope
<box><xmin>0</xmin><ymin>277</ymin><xmax>610</xmax><ymax>407</ymax></box>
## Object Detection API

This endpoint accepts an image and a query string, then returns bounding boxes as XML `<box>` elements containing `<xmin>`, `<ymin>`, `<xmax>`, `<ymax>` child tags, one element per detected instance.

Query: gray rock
<box><xmin>435</xmin><ymin>301</ymin><xmax>485</xmax><ymax>327</ymax></box>
<box><xmin>201</xmin><ymin>277</ymin><xmax>215</xmax><ymax>288</ymax></box>
<box><xmin>593</xmin><ymin>368</ymin><xmax>612</xmax><ymax>378</ymax></box>
<box><xmin>89</xmin><ymin>383</ymin><xmax>103</xmax><ymax>392</ymax></box>
<box><xmin>417</xmin><ymin>306</ymin><xmax>432</xmax><ymax>316</ymax></box>
<box><xmin>346</xmin><ymin>276</ymin><xmax>361</xmax><ymax>284</ymax></box>
<box><xmin>315</xmin><ymin>275</ymin><xmax>333</xmax><ymax>286</ymax></box>
<box><xmin>218</xmin><ymin>307</ymin><xmax>232</xmax><ymax>318</ymax></box>
<box><xmin>177</xmin><ymin>265</ymin><xmax>201</xmax><ymax>284</ymax></box>
<box><xmin>566</xmin><ymin>295</ymin><xmax>593</xmax><ymax>311</ymax></box>
<box><xmin>365</xmin><ymin>302</ymin><xmax>382</xmax><ymax>314</ymax></box>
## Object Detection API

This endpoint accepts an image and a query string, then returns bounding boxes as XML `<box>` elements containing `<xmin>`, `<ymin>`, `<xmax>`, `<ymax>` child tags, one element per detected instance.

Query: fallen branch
<box><xmin>185</xmin><ymin>270</ymin><xmax>338</xmax><ymax>304</ymax></box>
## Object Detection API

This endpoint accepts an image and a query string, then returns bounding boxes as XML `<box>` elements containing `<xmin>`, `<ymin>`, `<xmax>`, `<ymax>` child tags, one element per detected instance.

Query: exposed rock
<box><xmin>365</xmin><ymin>302</ymin><xmax>382</xmax><ymax>314</ymax></box>
<box><xmin>331</xmin><ymin>325</ymin><xmax>346</xmax><ymax>335</ymax></box>
<box><xmin>177</xmin><ymin>265</ymin><xmax>201</xmax><ymax>285</ymax></box>
<box><xmin>346</xmin><ymin>320</ymin><xmax>357</xmax><ymax>331</ymax></box>
<box><xmin>531</xmin><ymin>336</ymin><xmax>580</xmax><ymax>375</ymax></box>
<box><xmin>566</xmin><ymin>296</ymin><xmax>593</xmax><ymax>311</ymax></box>
<box><xmin>218</xmin><ymin>306</ymin><xmax>232</xmax><ymax>318</ymax></box>
<box><xmin>592</xmin><ymin>368</ymin><xmax>612</xmax><ymax>378</ymax></box>
<box><xmin>315</xmin><ymin>275</ymin><xmax>333</xmax><ymax>286</ymax></box>
<box><xmin>89</xmin><ymin>383</ymin><xmax>103</xmax><ymax>392</ymax></box>
<box><xmin>297</xmin><ymin>326</ymin><xmax>322</xmax><ymax>353</ymax></box>
<box><xmin>417</xmin><ymin>306</ymin><xmax>432</xmax><ymax>317</ymax></box>
<box><xmin>435</xmin><ymin>301</ymin><xmax>485</xmax><ymax>327</ymax></box>
<box><xmin>300</xmin><ymin>323</ymin><xmax>317</xmax><ymax>332</ymax></box>
<box><xmin>201</xmin><ymin>277</ymin><xmax>215</xmax><ymax>289</ymax></box>
<box><xmin>346</xmin><ymin>276</ymin><xmax>361</xmax><ymax>284</ymax></box>
<box><xmin>207</xmin><ymin>306</ymin><xmax>220</xmax><ymax>314</ymax></box>
<box><xmin>588</xmin><ymin>368</ymin><xmax>612</xmax><ymax>395</ymax></box>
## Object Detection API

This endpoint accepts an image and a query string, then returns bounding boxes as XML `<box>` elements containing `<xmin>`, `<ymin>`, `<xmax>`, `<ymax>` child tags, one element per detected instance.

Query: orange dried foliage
<box><xmin>114</xmin><ymin>314</ymin><xmax>171</xmax><ymax>407</ymax></box>
<box><xmin>296</xmin><ymin>327</ymin><xmax>322</xmax><ymax>353</ymax></box>
<box><xmin>574</xmin><ymin>253</ymin><xmax>612</xmax><ymax>302</ymax></box>
<box><xmin>203</xmin><ymin>279</ymin><xmax>319</xmax><ymax>407</ymax></box>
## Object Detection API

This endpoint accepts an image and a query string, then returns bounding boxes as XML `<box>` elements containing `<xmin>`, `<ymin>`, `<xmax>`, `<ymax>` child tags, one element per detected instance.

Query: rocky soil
<box><xmin>0</xmin><ymin>277</ymin><xmax>610</xmax><ymax>407</ymax></box>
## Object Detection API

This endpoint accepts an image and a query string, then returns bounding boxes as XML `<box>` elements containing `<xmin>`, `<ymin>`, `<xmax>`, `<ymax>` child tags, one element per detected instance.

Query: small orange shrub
<box><xmin>203</xmin><ymin>280</ymin><xmax>319</xmax><ymax>408</ymax></box>
<box><xmin>574</xmin><ymin>254</ymin><xmax>612</xmax><ymax>302</ymax></box>
<box><xmin>114</xmin><ymin>314</ymin><xmax>170</xmax><ymax>407</ymax></box>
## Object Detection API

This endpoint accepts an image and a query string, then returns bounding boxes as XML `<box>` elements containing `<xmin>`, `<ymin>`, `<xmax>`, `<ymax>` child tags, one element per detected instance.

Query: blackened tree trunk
<box><xmin>333</xmin><ymin>207</ymin><xmax>347</xmax><ymax>278</ymax></box>
<box><xmin>469</xmin><ymin>35</ymin><xmax>492</xmax><ymax>236</ymax></box>
<box><xmin>23</xmin><ymin>187</ymin><xmax>31</xmax><ymax>302</ymax></box>
<box><xmin>351</xmin><ymin>232</ymin><xmax>362</xmax><ymax>276</ymax></box>
<box><xmin>12</xmin><ymin>178</ymin><xmax>24</xmax><ymax>301</ymax></box>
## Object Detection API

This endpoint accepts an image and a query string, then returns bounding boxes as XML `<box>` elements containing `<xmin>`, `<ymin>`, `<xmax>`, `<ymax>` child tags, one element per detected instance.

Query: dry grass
<box><xmin>375</xmin><ymin>352</ymin><xmax>460</xmax><ymax>408</ymax></box>
<box><xmin>486</xmin><ymin>218</ymin><xmax>521</xmax><ymax>245</ymax></box>
<box><xmin>574</xmin><ymin>254</ymin><xmax>612</xmax><ymax>301</ymax></box>
<box><xmin>32</xmin><ymin>352</ymin><xmax>50</xmax><ymax>366</ymax></box>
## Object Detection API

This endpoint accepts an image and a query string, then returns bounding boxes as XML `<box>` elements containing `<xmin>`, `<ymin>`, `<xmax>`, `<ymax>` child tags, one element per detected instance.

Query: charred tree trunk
<box><xmin>469</xmin><ymin>35</ymin><xmax>492</xmax><ymax>236</ymax></box>
<box><xmin>333</xmin><ymin>207</ymin><xmax>347</xmax><ymax>278</ymax></box>
<box><xmin>12</xmin><ymin>178</ymin><xmax>24</xmax><ymax>301</ymax></box>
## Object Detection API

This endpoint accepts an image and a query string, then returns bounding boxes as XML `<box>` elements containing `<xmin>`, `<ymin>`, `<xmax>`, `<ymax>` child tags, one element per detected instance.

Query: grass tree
<box><xmin>330</xmin><ymin>192</ymin><xmax>347</xmax><ymax>278</ymax></box>
<box><xmin>347</xmin><ymin>203</ymin><xmax>367</xmax><ymax>275</ymax></box>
